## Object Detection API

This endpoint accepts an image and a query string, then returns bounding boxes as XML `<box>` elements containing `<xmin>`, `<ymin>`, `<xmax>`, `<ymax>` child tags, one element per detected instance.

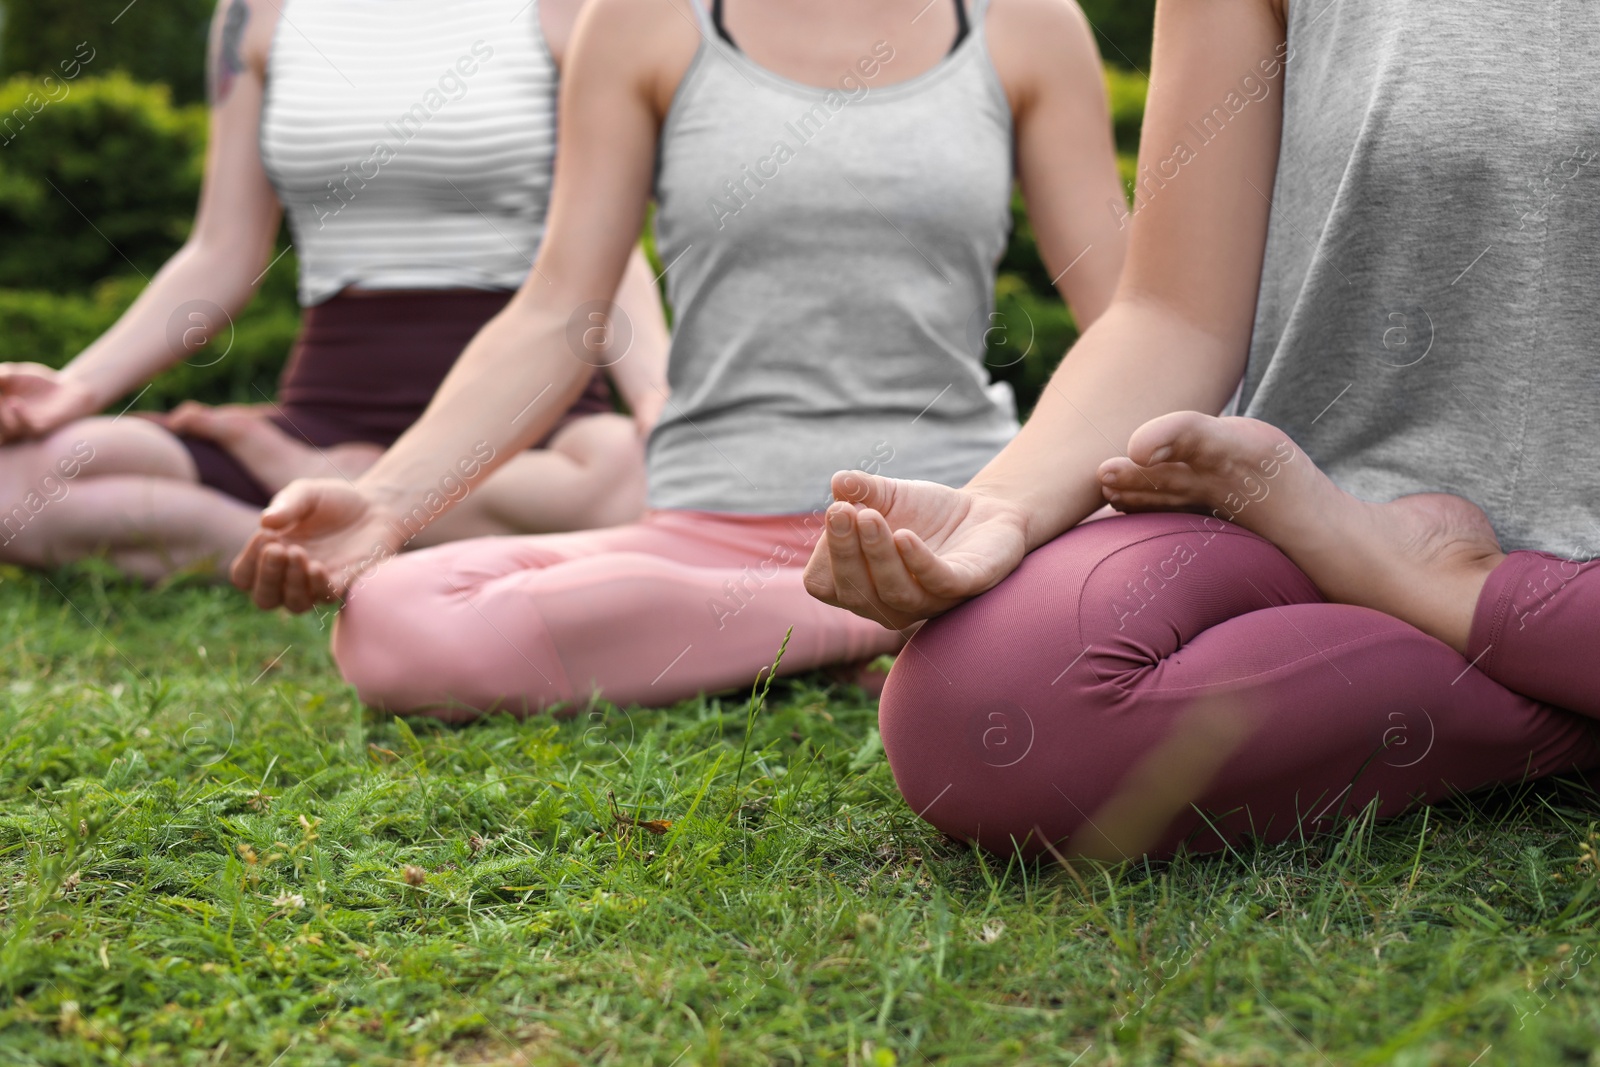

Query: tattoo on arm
<box><xmin>211</xmin><ymin>0</ymin><xmax>251</xmax><ymax>105</ymax></box>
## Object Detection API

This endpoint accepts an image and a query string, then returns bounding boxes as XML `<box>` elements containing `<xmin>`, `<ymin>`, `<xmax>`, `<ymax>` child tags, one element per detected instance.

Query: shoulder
<box><xmin>986</xmin><ymin>0</ymin><xmax>1105</xmax><ymax>112</ymax></box>
<box><xmin>206</xmin><ymin>0</ymin><xmax>282</xmax><ymax>106</ymax></box>
<box><xmin>541</xmin><ymin>0</ymin><xmax>698</xmax><ymax>70</ymax></box>
<box><xmin>537</xmin><ymin>0</ymin><xmax>584</xmax><ymax>67</ymax></box>
<box><xmin>987</xmin><ymin>0</ymin><xmax>1100</xmax><ymax>60</ymax></box>
<box><xmin>561</xmin><ymin>0</ymin><xmax>702</xmax><ymax>112</ymax></box>
<box><xmin>208</xmin><ymin>0</ymin><xmax>281</xmax><ymax>79</ymax></box>
<box><xmin>575</xmin><ymin>0</ymin><xmax>702</xmax><ymax>54</ymax></box>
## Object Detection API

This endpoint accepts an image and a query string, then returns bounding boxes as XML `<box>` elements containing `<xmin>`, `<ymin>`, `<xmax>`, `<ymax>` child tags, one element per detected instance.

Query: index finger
<box><xmin>0</xmin><ymin>401</ymin><xmax>26</xmax><ymax>442</ymax></box>
<box><xmin>853</xmin><ymin>507</ymin><xmax>926</xmax><ymax>615</ymax></box>
<box><xmin>230</xmin><ymin>529</ymin><xmax>273</xmax><ymax>591</ymax></box>
<box><xmin>819</xmin><ymin>501</ymin><xmax>878</xmax><ymax>613</ymax></box>
<box><xmin>279</xmin><ymin>547</ymin><xmax>316</xmax><ymax>614</ymax></box>
<box><xmin>249</xmin><ymin>541</ymin><xmax>289</xmax><ymax>611</ymax></box>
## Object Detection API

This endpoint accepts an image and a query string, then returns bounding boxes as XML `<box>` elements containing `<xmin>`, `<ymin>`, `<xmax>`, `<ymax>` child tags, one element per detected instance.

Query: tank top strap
<box><xmin>687</xmin><ymin>0</ymin><xmax>717</xmax><ymax>40</ymax></box>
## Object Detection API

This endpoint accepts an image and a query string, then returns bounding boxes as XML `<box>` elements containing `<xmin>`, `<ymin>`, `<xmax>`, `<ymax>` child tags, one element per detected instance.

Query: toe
<box><xmin>1097</xmin><ymin>457</ymin><xmax>1145</xmax><ymax>490</ymax></box>
<box><xmin>1126</xmin><ymin>411</ymin><xmax>1217</xmax><ymax>469</ymax></box>
<box><xmin>1105</xmin><ymin>487</ymin><xmax>1214</xmax><ymax>515</ymax></box>
<box><xmin>1101</xmin><ymin>456</ymin><xmax>1204</xmax><ymax>498</ymax></box>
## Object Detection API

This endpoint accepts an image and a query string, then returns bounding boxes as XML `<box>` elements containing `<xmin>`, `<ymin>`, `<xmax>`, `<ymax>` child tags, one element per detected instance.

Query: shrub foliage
<box><xmin>0</xmin><ymin>73</ymin><xmax>205</xmax><ymax>292</ymax></box>
<box><xmin>0</xmin><ymin>0</ymin><xmax>214</xmax><ymax>105</ymax></box>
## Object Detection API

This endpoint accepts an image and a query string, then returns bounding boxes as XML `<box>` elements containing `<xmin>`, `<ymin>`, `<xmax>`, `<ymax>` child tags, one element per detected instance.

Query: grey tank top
<box><xmin>648</xmin><ymin>0</ymin><xmax>1020</xmax><ymax>514</ymax></box>
<box><xmin>1245</xmin><ymin>0</ymin><xmax>1600</xmax><ymax>558</ymax></box>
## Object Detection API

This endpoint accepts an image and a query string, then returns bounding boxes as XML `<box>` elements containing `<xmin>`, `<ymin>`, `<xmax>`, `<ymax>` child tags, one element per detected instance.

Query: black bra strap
<box><xmin>950</xmin><ymin>0</ymin><xmax>971</xmax><ymax>52</ymax></box>
<box><xmin>712</xmin><ymin>0</ymin><xmax>970</xmax><ymax>55</ymax></box>
<box><xmin>711</xmin><ymin>0</ymin><xmax>737</xmax><ymax>48</ymax></box>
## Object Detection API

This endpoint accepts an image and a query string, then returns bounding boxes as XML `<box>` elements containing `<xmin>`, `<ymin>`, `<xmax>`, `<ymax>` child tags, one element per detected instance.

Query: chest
<box><xmin>262</xmin><ymin>1</ymin><xmax>554</xmax><ymax>195</ymax></box>
<box><xmin>655</xmin><ymin>54</ymin><xmax>1013</xmax><ymax>251</ymax></box>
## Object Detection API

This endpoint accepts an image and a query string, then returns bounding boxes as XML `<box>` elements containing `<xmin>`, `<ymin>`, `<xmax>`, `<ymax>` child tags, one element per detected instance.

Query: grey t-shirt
<box><xmin>1244</xmin><ymin>0</ymin><xmax>1600</xmax><ymax>558</ymax></box>
<box><xmin>647</xmin><ymin>0</ymin><xmax>1020</xmax><ymax>514</ymax></box>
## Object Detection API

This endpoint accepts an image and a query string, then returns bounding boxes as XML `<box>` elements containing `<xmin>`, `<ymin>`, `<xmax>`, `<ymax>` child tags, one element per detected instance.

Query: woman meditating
<box><xmin>0</xmin><ymin>0</ymin><xmax>667</xmax><ymax>581</ymax></box>
<box><xmin>229</xmin><ymin>0</ymin><xmax>1128</xmax><ymax>716</ymax></box>
<box><xmin>806</xmin><ymin>0</ymin><xmax>1600</xmax><ymax>859</ymax></box>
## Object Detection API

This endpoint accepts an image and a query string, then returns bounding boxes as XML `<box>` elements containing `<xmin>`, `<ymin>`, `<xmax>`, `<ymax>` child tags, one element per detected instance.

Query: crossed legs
<box><xmin>168</xmin><ymin>404</ymin><xmax>648</xmax><ymax>541</ymax></box>
<box><xmin>882</xmin><ymin>414</ymin><xmax>1600</xmax><ymax>860</ymax></box>
<box><xmin>333</xmin><ymin>510</ymin><xmax>904</xmax><ymax>718</ymax></box>
<box><xmin>0</xmin><ymin>406</ymin><xmax>649</xmax><ymax>583</ymax></box>
<box><xmin>0</xmin><ymin>417</ymin><xmax>260</xmax><ymax>580</ymax></box>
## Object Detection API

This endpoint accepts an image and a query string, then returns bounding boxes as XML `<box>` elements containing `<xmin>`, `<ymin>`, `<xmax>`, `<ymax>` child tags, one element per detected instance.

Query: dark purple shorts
<box><xmin>179</xmin><ymin>288</ymin><xmax>614</xmax><ymax>507</ymax></box>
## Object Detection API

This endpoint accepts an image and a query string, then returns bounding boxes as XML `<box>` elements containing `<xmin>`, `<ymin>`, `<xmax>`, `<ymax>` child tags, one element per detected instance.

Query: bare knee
<box><xmin>43</xmin><ymin>417</ymin><xmax>196</xmax><ymax>483</ymax></box>
<box><xmin>546</xmin><ymin>413</ymin><xmax>647</xmax><ymax>526</ymax></box>
<box><xmin>0</xmin><ymin>419</ymin><xmax>194</xmax><ymax>562</ymax></box>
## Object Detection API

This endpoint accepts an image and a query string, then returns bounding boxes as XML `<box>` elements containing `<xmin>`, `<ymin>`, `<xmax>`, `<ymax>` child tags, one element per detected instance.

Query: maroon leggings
<box><xmin>881</xmin><ymin>513</ymin><xmax>1600</xmax><ymax>860</ymax></box>
<box><xmin>180</xmin><ymin>289</ymin><xmax>612</xmax><ymax>507</ymax></box>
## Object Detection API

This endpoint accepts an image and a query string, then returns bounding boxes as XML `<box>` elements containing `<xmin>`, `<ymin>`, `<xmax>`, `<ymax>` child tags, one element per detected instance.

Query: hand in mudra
<box><xmin>0</xmin><ymin>363</ymin><xmax>99</xmax><ymax>442</ymax></box>
<box><xmin>231</xmin><ymin>478</ymin><xmax>406</xmax><ymax>612</ymax></box>
<box><xmin>802</xmin><ymin>470</ymin><xmax>1031</xmax><ymax>631</ymax></box>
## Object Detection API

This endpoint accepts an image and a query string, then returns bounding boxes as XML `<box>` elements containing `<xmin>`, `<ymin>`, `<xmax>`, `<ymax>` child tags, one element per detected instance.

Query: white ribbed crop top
<box><xmin>261</xmin><ymin>0</ymin><xmax>557</xmax><ymax>305</ymax></box>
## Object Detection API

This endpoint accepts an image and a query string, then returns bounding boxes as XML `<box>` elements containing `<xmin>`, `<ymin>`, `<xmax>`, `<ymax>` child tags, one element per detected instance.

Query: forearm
<box><xmin>605</xmin><ymin>247</ymin><xmax>671</xmax><ymax>425</ymax></box>
<box><xmin>354</xmin><ymin>295</ymin><xmax>594</xmax><ymax>522</ymax></box>
<box><xmin>966</xmin><ymin>294</ymin><xmax>1245</xmax><ymax>551</ymax></box>
<box><xmin>60</xmin><ymin>236</ymin><xmax>270</xmax><ymax>409</ymax></box>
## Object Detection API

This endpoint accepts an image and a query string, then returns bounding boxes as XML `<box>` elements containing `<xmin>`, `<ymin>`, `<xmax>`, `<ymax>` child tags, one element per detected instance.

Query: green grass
<box><xmin>2</xmin><ymin>565</ymin><xmax>1600</xmax><ymax>1066</ymax></box>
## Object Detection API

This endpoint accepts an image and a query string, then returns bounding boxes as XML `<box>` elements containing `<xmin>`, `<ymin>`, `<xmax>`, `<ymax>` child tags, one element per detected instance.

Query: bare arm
<box><xmin>349</xmin><ymin>0</ymin><xmax>680</xmax><ymax>509</ymax></box>
<box><xmin>975</xmin><ymin>0</ymin><xmax>1283</xmax><ymax>542</ymax></box>
<box><xmin>231</xmin><ymin>0</ymin><xmax>699</xmax><ymax>609</ymax></box>
<box><xmin>605</xmin><ymin>247</ymin><xmax>672</xmax><ymax>433</ymax></box>
<box><xmin>541</xmin><ymin>0</ymin><xmax>671</xmax><ymax>435</ymax></box>
<box><xmin>989</xmin><ymin>0</ymin><xmax>1127</xmax><ymax>324</ymax></box>
<box><xmin>0</xmin><ymin>0</ymin><xmax>283</xmax><ymax>440</ymax></box>
<box><xmin>806</xmin><ymin>0</ymin><xmax>1289</xmax><ymax>627</ymax></box>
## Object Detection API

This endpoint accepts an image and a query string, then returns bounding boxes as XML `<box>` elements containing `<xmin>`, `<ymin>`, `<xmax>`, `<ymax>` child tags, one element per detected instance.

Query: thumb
<box><xmin>829</xmin><ymin>468</ymin><xmax>894</xmax><ymax>511</ymax></box>
<box><xmin>260</xmin><ymin>482</ymin><xmax>319</xmax><ymax>530</ymax></box>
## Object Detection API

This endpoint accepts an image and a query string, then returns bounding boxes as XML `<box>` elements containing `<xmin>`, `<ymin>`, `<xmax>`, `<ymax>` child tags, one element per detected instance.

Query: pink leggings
<box><xmin>881</xmin><ymin>513</ymin><xmax>1600</xmax><ymax>860</ymax></box>
<box><xmin>332</xmin><ymin>510</ymin><xmax>902</xmax><ymax>717</ymax></box>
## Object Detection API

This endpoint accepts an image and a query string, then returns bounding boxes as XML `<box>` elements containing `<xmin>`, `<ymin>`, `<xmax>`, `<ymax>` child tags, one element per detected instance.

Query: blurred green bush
<box><xmin>1106</xmin><ymin>65</ymin><xmax>1148</xmax><ymax>154</ymax></box>
<box><xmin>0</xmin><ymin>267</ymin><xmax>301</xmax><ymax>412</ymax></box>
<box><xmin>0</xmin><ymin>73</ymin><xmax>205</xmax><ymax>291</ymax></box>
<box><xmin>990</xmin><ymin>66</ymin><xmax>1143</xmax><ymax>415</ymax></box>
<box><xmin>1079</xmin><ymin>0</ymin><xmax>1157</xmax><ymax>70</ymax></box>
<box><xmin>0</xmin><ymin>72</ymin><xmax>298</xmax><ymax>409</ymax></box>
<box><xmin>0</xmin><ymin>0</ymin><xmax>214</xmax><ymax>105</ymax></box>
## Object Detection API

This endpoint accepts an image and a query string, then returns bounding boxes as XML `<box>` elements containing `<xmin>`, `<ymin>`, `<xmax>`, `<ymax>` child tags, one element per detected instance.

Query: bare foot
<box><xmin>1096</xmin><ymin>412</ymin><xmax>1504</xmax><ymax>654</ymax></box>
<box><xmin>166</xmin><ymin>403</ymin><xmax>381</xmax><ymax>493</ymax></box>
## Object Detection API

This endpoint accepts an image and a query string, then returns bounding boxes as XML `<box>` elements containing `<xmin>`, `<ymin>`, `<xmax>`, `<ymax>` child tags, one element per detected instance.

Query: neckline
<box><xmin>707</xmin><ymin>17</ymin><xmax>982</xmax><ymax>102</ymax></box>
